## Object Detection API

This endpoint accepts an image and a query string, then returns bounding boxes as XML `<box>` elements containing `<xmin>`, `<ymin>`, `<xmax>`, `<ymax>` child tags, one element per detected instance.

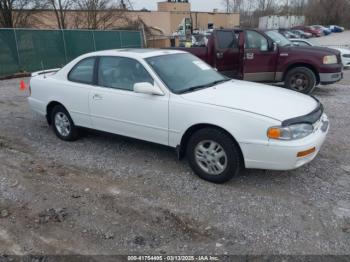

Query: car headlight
<box><xmin>343</xmin><ymin>54</ymin><xmax>350</xmax><ymax>58</ymax></box>
<box><xmin>323</xmin><ymin>55</ymin><xmax>337</xmax><ymax>64</ymax></box>
<box><xmin>267</xmin><ymin>124</ymin><xmax>314</xmax><ymax>140</ymax></box>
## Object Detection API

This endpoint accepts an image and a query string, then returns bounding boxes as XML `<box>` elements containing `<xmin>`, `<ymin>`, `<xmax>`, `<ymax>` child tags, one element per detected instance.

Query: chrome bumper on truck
<box><xmin>320</xmin><ymin>72</ymin><xmax>343</xmax><ymax>84</ymax></box>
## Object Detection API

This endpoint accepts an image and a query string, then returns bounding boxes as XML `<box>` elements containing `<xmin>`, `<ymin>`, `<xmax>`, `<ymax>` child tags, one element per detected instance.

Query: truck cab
<box><xmin>178</xmin><ymin>29</ymin><xmax>343</xmax><ymax>94</ymax></box>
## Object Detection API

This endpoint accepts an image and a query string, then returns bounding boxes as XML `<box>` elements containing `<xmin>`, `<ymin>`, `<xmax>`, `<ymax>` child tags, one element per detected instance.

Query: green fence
<box><xmin>0</xmin><ymin>28</ymin><xmax>143</xmax><ymax>77</ymax></box>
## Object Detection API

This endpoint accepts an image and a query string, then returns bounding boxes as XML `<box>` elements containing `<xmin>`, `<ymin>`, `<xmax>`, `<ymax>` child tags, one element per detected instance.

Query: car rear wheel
<box><xmin>186</xmin><ymin>128</ymin><xmax>241</xmax><ymax>183</ymax></box>
<box><xmin>51</xmin><ymin>105</ymin><xmax>79</xmax><ymax>141</ymax></box>
<box><xmin>284</xmin><ymin>67</ymin><xmax>317</xmax><ymax>94</ymax></box>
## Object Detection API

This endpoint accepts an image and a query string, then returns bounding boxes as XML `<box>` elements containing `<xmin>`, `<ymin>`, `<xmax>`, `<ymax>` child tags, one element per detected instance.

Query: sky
<box><xmin>132</xmin><ymin>0</ymin><xmax>224</xmax><ymax>12</ymax></box>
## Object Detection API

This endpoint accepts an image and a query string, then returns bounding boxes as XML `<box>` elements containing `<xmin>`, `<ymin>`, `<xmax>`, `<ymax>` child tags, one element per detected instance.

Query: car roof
<box><xmin>82</xmin><ymin>48</ymin><xmax>187</xmax><ymax>59</ymax></box>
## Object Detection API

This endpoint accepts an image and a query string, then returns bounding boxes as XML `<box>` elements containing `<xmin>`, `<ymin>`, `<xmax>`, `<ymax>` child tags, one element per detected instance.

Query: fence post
<box><xmin>62</xmin><ymin>29</ymin><xmax>68</xmax><ymax>63</ymax></box>
<box><xmin>119</xmin><ymin>31</ymin><xmax>123</xmax><ymax>48</ymax></box>
<box><xmin>92</xmin><ymin>31</ymin><xmax>97</xmax><ymax>51</ymax></box>
<box><xmin>140</xmin><ymin>24</ymin><xmax>146</xmax><ymax>48</ymax></box>
<box><xmin>13</xmin><ymin>28</ymin><xmax>21</xmax><ymax>71</ymax></box>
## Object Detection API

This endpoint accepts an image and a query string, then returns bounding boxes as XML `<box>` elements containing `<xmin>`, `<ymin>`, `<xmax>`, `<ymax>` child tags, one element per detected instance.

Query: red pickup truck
<box><xmin>178</xmin><ymin>29</ymin><xmax>342</xmax><ymax>94</ymax></box>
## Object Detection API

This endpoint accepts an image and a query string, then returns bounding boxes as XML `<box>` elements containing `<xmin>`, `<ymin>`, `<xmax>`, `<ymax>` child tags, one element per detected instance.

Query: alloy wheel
<box><xmin>54</xmin><ymin>112</ymin><xmax>71</xmax><ymax>137</ymax></box>
<box><xmin>194</xmin><ymin>140</ymin><xmax>228</xmax><ymax>175</ymax></box>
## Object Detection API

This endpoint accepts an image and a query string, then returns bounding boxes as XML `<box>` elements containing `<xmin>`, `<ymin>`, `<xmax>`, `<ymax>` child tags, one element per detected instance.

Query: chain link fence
<box><xmin>0</xmin><ymin>28</ymin><xmax>143</xmax><ymax>78</ymax></box>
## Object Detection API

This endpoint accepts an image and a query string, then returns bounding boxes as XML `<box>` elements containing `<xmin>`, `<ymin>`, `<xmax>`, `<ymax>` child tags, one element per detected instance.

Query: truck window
<box><xmin>245</xmin><ymin>31</ymin><xmax>268</xmax><ymax>51</ymax></box>
<box><xmin>216</xmin><ymin>31</ymin><xmax>237</xmax><ymax>49</ymax></box>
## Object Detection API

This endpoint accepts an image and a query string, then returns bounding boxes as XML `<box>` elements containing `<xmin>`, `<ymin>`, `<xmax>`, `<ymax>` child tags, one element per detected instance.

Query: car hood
<box><xmin>282</xmin><ymin>45</ymin><xmax>340</xmax><ymax>56</ymax></box>
<box><xmin>181</xmin><ymin>80</ymin><xmax>318</xmax><ymax>122</ymax></box>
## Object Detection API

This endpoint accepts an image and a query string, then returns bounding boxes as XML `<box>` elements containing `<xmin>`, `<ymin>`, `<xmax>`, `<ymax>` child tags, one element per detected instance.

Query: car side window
<box><xmin>216</xmin><ymin>31</ymin><xmax>238</xmax><ymax>49</ymax></box>
<box><xmin>245</xmin><ymin>31</ymin><xmax>268</xmax><ymax>51</ymax></box>
<box><xmin>98</xmin><ymin>56</ymin><xmax>154</xmax><ymax>91</ymax></box>
<box><xmin>68</xmin><ymin>57</ymin><xmax>95</xmax><ymax>84</ymax></box>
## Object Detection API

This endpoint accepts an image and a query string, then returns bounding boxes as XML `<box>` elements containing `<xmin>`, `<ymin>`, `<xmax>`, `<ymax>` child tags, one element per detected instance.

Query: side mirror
<box><xmin>134</xmin><ymin>82</ymin><xmax>164</xmax><ymax>96</ymax></box>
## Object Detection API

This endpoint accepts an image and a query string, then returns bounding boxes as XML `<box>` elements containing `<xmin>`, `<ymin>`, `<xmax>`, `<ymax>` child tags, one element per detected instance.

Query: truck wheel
<box><xmin>51</xmin><ymin>105</ymin><xmax>79</xmax><ymax>141</ymax></box>
<box><xmin>284</xmin><ymin>67</ymin><xmax>317</xmax><ymax>94</ymax></box>
<box><xmin>186</xmin><ymin>128</ymin><xmax>241</xmax><ymax>183</ymax></box>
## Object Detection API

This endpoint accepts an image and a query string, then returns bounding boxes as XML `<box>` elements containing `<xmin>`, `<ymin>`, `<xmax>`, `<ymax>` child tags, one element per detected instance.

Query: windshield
<box><xmin>265</xmin><ymin>31</ymin><xmax>293</xmax><ymax>47</ymax></box>
<box><xmin>146</xmin><ymin>53</ymin><xmax>228</xmax><ymax>94</ymax></box>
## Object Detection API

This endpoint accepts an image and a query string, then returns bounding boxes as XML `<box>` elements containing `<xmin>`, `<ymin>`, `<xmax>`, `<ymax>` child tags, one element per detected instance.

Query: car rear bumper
<box><xmin>28</xmin><ymin>97</ymin><xmax>46</xmax><ymax>115</ymax></box>
<box><xmin>241</xmin><ymin>114</ymin><xmax>329</xmax><ymax>171</ymax></box>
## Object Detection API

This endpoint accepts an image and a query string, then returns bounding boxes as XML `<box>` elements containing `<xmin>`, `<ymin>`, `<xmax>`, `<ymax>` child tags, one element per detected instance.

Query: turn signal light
<box><xmin>267</xmin><ymin>128</ymin><xmax>281</xmax><ymax>139</ymax></box>
<box><xmin>297</xmin><ymin>147</ymin><xmax>316</xmax><ymax>158</ymax></box>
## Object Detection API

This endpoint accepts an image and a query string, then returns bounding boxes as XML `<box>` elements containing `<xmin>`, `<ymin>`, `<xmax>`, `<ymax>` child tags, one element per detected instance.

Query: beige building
<box><xmin>134</xmin><ymin>1</ymin><xmax>240</xmax><ymax>35</ymax></box>
<box><xmin>26</xmin><ymin>1</ymin><xmax>240</xmax><ymax>36</ymax></box>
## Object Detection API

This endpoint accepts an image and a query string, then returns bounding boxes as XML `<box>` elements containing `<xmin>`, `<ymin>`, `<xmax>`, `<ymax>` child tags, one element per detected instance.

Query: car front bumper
<box><xmin>320</xmin><ymin>72</ymin><xmax>343</xmax><ymax>84</ymax></box>
<box><xmin>241</xmin><ymin>114</ymin><xmax>329</xmax><ymax>171</ymax></box>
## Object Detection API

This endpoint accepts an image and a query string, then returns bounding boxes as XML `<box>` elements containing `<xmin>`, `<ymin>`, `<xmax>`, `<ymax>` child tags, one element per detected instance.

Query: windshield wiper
<box><xmin>180</xmin><ymin>79</ymin><xmax>230</xmax><ymax>94</ymax></box>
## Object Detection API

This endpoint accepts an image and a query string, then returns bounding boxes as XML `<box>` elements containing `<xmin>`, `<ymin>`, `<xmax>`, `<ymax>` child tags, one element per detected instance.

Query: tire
<box><xmin>186</xmin><ymin>128</ymin><xmax>242</xmax><ymax>183</ymax></box>
<box><xmin>51</xmin><ymin>105</ymin><xmax>79</xmax><ymax>141</ymax></box>
<box><xmin>284</xmin><ymin>67</ymin><xmax>317</xmax><ymax>94</ymax></box>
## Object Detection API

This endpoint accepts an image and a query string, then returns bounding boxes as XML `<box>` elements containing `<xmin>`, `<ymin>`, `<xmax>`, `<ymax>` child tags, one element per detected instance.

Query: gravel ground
<box><xmin>0</xmin><ymin>67</ymin><xmax>350</xmax><ymax>255</ymax></box>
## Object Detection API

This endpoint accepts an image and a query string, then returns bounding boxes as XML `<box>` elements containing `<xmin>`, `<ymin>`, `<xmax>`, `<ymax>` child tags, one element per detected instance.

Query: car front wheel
<box><xmin>186</xmin><ymin>128</ymin><xmax>241</xmax><ymax>183</ymax></box>
<box><xmin>284</xmin><ymin>67</ymin><xmax>317</xmax><ymax>94</ymax></box>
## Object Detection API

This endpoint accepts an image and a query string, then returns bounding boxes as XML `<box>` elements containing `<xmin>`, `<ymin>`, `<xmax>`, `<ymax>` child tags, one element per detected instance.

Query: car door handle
<box><xmin>245</xmin><ymin>53</ymin><xmax>254</xmax><ymax>60</ymax></box>
<box><xmin>93</xmin><ymin>94</ymin><xmax>103</xmax><ymax>100</ymax></box>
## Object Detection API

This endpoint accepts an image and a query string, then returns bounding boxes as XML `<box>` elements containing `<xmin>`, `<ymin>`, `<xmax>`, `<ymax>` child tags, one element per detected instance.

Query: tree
<box><xmin>46</xmin><ymin>0</ymin><xmax>74</xmax><ymax>29</ymax></box>
<box><xmin>222</xmin><ymin>0</ymin><xmax>263</xmax><ymax>27</ymax></box>
<box><xmin>224</xmin><ymin>0</ymin><xmax>350</xmax><ymax>28</ymax></box>
<box><xmin>74</xmin><ymin>0</ymin><xmax>127</xmax><ymax>29</ymax></box>
<box><xmin>255</xmin><ymin>0</ymin><xmax>276</xmax><ymax>16</ymax></box>
<box><xmin>305</xmin><ymin>0</ymin><xmax>350</xmax><ymax>26</ymax></box>
<box><xmin>0</xmin><ymin>0</ymin><xmax>40</xmax><ymax>28</ymax></box>
<box><xmin>222</xmin><ymin>0</ymin><xmax>243</xmax><ymax>13</ymax></box>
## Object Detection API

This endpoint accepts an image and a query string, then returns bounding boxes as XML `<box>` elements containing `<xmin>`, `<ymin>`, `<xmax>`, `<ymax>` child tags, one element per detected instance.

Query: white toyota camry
<box><xmin>28</xmin><ymin>49</ymin><xmax>329</xmax><ymax>183</ymax></box>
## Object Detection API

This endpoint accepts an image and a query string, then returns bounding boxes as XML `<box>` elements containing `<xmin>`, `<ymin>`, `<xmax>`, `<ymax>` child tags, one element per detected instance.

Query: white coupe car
<box><xmin>28</xmin><ymin>49</ymin><xmax>329</xmax><ymax>183</ymax></box>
